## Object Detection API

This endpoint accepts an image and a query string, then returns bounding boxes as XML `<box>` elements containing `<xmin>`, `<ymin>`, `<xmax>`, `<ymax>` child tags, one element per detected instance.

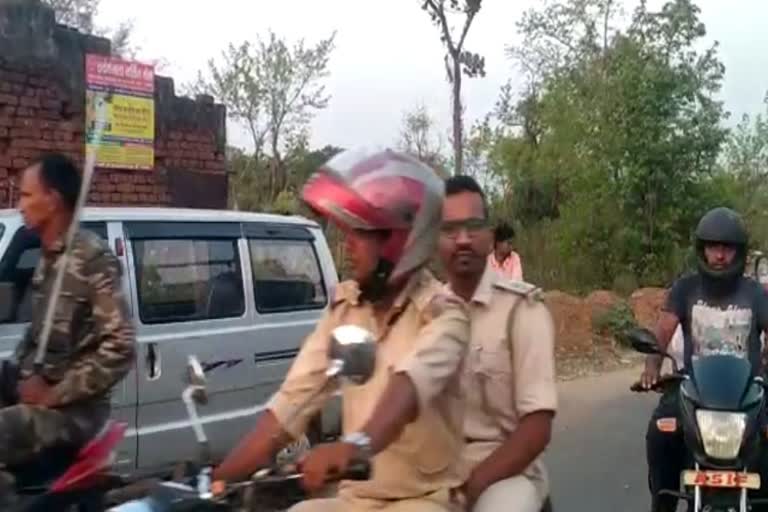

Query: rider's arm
<box><xmin>213</xmin><ymin>306</ymin><xmax>340</xmax><ymax>482</ymax></box>
<box><xmin>755</xmin><ymin>284</ymin><xmax>768</xmax><ymax>360</ymax></box>
<box><xmin>471</xmin><ymin>299</ymin><xmax>556</xmax><ymax>489</ymax></box>
<box><xmin>359</xmin><ymin>293</ymin><xmax>470</xmax><ymax>455</ymax></box>
<box><xmin>646</xmin><ymin>279</ymin><xmax>686</xmax><ymax>371</ymax></box>
<box><xmin>654</xmin><ymin>312</ymin><xmax>681</xmax><ymax>354</ymax></box>
<box><xmin>47</xmin><ymin>251</ymin><xmax>136</xmax><ymax>407</ymax></box>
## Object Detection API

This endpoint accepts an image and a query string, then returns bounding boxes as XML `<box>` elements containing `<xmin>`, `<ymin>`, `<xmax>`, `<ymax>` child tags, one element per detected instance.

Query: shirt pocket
<box><xmin>475</xmin><ymin>345</ymin><xmax>514</xmax><ymax>422</ymax></box>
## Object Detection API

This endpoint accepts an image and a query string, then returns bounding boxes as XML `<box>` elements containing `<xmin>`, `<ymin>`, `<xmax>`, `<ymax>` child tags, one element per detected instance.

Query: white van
<box><xmin>0</xmin><ymin>207</ymin><xmax>340</xmax><ymax>477</ymax></box>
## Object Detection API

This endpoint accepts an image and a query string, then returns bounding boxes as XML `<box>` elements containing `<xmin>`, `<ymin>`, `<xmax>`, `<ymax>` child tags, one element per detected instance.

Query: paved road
<box><xmin>545</xmin><ymin>365</ymin><xmax>656</xmax><ymax>512</ymax></box>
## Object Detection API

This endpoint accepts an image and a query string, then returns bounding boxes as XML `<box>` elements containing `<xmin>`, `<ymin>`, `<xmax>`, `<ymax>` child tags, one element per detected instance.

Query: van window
<box><xmin>249</xmin><ymin>239</ymin><xmax>327</xmax><ymax>312</ymax></box>
<box><xmin>133</xmin><ymin>238</ymin><xmax>245</xmax><ymax>324</ymax></box>
<box><xmin>0</xmin><ymin>223</ymin><xmax>108</xmax><ymax>324</ymax></box>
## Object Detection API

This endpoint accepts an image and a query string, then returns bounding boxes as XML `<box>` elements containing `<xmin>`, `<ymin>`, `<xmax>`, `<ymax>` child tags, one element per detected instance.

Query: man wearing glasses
<box><xmin>437</xmin><ymin>176</ymin><xmax>557</xmax><ymax>512</ymax></box>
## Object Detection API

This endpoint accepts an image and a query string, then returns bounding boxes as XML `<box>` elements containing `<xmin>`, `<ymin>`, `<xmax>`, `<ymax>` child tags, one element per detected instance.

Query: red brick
<box><xmin>15</xmin><ymin>107</ymin><xmax>35</xmax><ymax>117</ymax></box>
<box><xmin>125</xmin><ymin>193</ymin><xmax>139</xmax><ymax>202</ymax></box>
<box><xmin>0</xmin><ymin>117</ymin><xmax>11</xmax><ymax>127</ymax></box>
<box><xmin>14</xmin><ymin>118</ymin><xmax>36</xmax><ymax>128</ymax></box>
<box><xmin>8</xmin><ymin>147</ymin><xmax>37</xmax><ymax>158</ymax></box>
<box><xmin>38</xmin><ymin>98</ymin><xmax>59</xmax><ymax>110</ymax></box>
<box><xmin>0</xmin><ymin>82</ymin><xmax>10</xmax><ymax>93</ymax></box>
<box><xmin>0</xmin><ymin>168</ymin><xmax>8</xmax><ymax>179</ymax></box>
<box><xmin>11</xmin><ymin>127</ymin><xmax>39</xmax><ymax>137</ymax></box>
<box><xmin>0</xmin><ymin>94</ymin><xmax>18</xmax><ymax>106</ymax></box>
<box><xmin>10</xmin><ymin>138</ymin><xmax>36</xmax><ymax>148</ymax></box>
<box><xmin>0</xmin><ymin>71</ymin><xmax>26</xmax><ymax>84</ymax></box>
<box><xmin>0</xmin><ymin>127</ymin><xmax>7</xmax><ymax>138</ymax></box>
<box><xmin>38</xmin><ymin>109</ymin><xmax>59</xmax><ymax>120</ymax></box>
<box><xmin>0</xmin><ymin>156</ymin><xmax>11</xmax><ymax>167</ymax></box>
<box><xmin>111</xmin><ymin>193</ymin><xmax>121</xmax><ymax>202</ymax></box>
<box><xmin>58</xmin><ymin>121</ymin><xmax>77</xmax><ymax>132</ymax></box>
<box><xmin>12</xmin><ymin>158</ymin><xmax>30</xmax><ymax>169</ymax></box>
<box><xmin>116</xmin><ymin>182</ymin><xmax>134</xmax><ymax>193</ymax></box>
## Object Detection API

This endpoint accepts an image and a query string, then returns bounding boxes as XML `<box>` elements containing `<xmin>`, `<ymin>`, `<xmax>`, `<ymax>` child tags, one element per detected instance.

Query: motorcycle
<box><xmin>106</xmin><ymin>324</ymin><xmax>377</xmax><ymax>512</ymax></box>
<box><xmin>9</xmin><ymin>420</ymin><xmax>126</xmax><ymax>512</ymax></box>
<box><xmin>628</xmin><ymin>327</ymin><xmax>768</xmax><ymax>512</ymax></box>
<box><xmin>0</xmin><ymin>360</ymin><xmax>127</xmax><ymax>512</ymax></box>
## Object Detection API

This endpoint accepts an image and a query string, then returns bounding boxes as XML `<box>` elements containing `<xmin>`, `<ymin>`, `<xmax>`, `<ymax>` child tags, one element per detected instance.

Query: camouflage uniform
<box><xmin>0</xmin><ymin>229</ymin><xmax>135</xmax><ymax>474</ymax></box>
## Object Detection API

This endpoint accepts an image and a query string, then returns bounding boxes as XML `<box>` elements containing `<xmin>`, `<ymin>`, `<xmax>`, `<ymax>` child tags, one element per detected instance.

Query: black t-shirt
<box><xmin>664</xmin><ymin>274</ymin><xmax>768</xmax><ymax>374</ymax></box>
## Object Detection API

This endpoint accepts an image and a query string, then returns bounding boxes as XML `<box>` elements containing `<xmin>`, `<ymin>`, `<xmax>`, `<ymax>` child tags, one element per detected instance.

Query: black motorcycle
<box><xmin>629</xmin><ymin>327</ymin><xmax>768</xmax><ymax>512</ymax></box>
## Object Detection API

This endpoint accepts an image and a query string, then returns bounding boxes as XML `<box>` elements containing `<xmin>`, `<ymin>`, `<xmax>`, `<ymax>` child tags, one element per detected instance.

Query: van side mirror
<box><xmin>327</xmin><ymin>325</ymin><xmax>376</xmax><ymax>385</ymax></box>
<box><xmin>0</xmin><ymin>283</ymin><xmax>15</xmax><ymax>323</ymax></box>
<box><xmin>627</xmin><ymin>327</ymin><xmax>661</xmax><ymax>355</ymax></box>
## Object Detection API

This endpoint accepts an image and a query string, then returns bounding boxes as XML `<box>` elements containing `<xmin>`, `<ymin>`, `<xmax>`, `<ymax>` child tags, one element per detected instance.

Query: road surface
<box><xmin>545</xmin><ymin>365</ymin><xmax>656</xmax><ymax>512</ymax></box>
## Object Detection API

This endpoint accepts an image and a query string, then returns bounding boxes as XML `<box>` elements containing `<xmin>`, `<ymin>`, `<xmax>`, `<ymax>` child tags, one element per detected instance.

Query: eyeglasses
<box><xmin>440</xmin><ymin>218</ymin><xmax>489</xmax><ymax>239</ymax></box>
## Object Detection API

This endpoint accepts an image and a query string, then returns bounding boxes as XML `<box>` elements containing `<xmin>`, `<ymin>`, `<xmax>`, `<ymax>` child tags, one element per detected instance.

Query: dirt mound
<box><xmin>585</xmin><ymin>290</ymin><xmax>621</xmax><ymax>318</ymax></box>
<box><xmin>544</xmin><ymin>291</ymin><xmax>593</xmax><ymax>353</ymax></box>
<box><xmin>629</xmin><ymin>287</ymin><xmax>667</xmax><ymax>328</ymax></box>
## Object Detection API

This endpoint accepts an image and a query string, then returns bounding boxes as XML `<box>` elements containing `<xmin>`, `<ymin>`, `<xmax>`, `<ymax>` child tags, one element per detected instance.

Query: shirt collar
<box><xmin>445</xmin><ymin>262</ymin><xmax>496</xmax><ymax>306</ymax></box>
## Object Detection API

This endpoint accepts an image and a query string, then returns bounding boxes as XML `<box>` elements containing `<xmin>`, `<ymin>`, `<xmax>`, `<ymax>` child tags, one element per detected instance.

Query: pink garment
<box><xmin>488</xmin><ymin>251</ymin><xmax>523</xmax><ymax>281</ymax></box>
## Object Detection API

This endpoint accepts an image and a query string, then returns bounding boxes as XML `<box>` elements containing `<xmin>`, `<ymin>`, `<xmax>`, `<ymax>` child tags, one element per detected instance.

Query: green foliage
<box><xmin>193</xmin><ymin>30</ymin><xmax>336</xmax><ymax>202</ymax></box>
<box><xmin>483</xmin><ymin>0</ymin><xmax>733</xmax><ymax>291</ymax></box>
<box><xmin>593</xmin><ymin>301</ymin><xmax>638</xmax><ymax>347</ymax></box>
<box><xmin>43</xmin><ymin>0</ymin><xmax>135</xmax><ymax>56</ymax></box>
<box><xmin>398</xmin><ymin>104</ymin><xmax>447</xmax><ymax>172</ymax></box>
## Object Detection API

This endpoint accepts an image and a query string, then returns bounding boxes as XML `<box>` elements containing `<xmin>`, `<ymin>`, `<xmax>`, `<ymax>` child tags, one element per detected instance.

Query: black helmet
<box><xmin>694</xmin><ymin>207</ymin><xmax>748</xmax><ymax>282</ymax></box>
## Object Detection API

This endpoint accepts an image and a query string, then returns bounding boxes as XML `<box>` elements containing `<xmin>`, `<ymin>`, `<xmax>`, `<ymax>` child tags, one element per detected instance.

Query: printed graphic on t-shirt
<box><xmin>691</xmin><ymin>301</ymin><xmax>752</xmax><ymax>358</ymax></box>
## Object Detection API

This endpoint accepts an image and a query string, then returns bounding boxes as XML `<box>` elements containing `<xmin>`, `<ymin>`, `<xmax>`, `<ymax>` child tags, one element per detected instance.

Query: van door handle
<box><xmin>146</xmin><ymin>343</ymin><xmax>161</xmax><ymax>380</ymax></box>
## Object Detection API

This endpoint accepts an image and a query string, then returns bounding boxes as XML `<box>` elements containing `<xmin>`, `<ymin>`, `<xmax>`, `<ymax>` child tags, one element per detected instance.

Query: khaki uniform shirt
<box><xmin>453</xmin><ymin>265</ymin><xmax>557</xmax><ymax>501</ymax></box>
<box><xmin>268</xmin><ymin>269</ymin><xmax>470</xmax><ymax>501</ymax></box>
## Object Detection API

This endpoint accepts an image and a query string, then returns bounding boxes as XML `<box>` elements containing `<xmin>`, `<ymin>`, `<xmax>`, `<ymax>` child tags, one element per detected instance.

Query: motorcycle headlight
<box><xmin>695</xmin><ymin>409</ymin><xmax>747</xmax><ymax>459</ymax></box>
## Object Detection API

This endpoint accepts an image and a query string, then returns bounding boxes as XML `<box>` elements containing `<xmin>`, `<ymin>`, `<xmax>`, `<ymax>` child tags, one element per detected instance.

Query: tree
<box><xmin>398</xmin><ymin>104</ymin><xmax>446</xmax><ymax>172</ymax></box>
<box><xmin>421</xmin><ymin>0</ymin><xmax>485</xmax><ymax>175</ymax></box>
<box><xmin>720</xmin><ymin>97</ymin><xmax>768</xmax><ymax>246</ymax></box>
<box><xmin>42</xmin><ymin>0</ymin><xmax>135</xmax><ymax>57</ymax></box>
<box><xmin>489</xmin><ymin>0</ymin><xmax>730</xmax><ymax>290</ymax></box>
<box><xmin>194</xmin><ymin>30</ymin><xmax>336</xmax><ymax>201</ymax></box>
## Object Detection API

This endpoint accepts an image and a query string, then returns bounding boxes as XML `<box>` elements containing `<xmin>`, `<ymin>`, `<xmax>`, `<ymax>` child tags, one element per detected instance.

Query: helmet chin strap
<box><xmin>359</xmin><ymin>259</ymin><xmax>394</xmax><ymax>303</ymax></box>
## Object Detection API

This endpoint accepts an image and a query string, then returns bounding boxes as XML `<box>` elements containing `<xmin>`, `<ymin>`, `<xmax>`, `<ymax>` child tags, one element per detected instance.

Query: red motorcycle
<box><xmin>11</xmin><ymin>419</ymin><xmax>126</xmax><ymax>512</ymax></box>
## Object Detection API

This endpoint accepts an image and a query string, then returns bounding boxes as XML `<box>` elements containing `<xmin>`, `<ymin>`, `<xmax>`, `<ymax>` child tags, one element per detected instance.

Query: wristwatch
<box><xmin>341</xmin><ymin>431</ymin><xmax>373</xmax><ymax>460</ymax></box>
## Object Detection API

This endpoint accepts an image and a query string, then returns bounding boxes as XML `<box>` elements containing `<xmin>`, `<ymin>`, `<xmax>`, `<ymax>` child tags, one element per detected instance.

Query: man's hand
<box><xmin>298</xmin><ymin>441</ymin><xmax>357</xmax><ymax>493</ymax></box>
<box><xmin>17</xmin><ymin>375</ymin><xmax>54</xmax><ymax>407</ymax></box>
<box><xmin>641</xmin><ymin>356</ymin><xmax>662</xmax><ymax>390</ymax></box>
<box><xmin>454</xmin><ymin>470</ymin><xmax>492</xmax><ymax>510</ymax></box>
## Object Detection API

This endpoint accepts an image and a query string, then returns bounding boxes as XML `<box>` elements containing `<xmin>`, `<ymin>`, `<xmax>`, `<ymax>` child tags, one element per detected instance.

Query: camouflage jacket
<box><xmin>14</xmin><ymin>229</ymin><xmax>136</xmax><ymax>408</ymax></box>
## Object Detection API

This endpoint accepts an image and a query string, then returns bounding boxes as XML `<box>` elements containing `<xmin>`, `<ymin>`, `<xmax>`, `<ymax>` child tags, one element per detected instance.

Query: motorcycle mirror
<box><xmin>186</xmin><ymin>355</ymin><xmax>206</xmax><ymax>387</ymax></box>
<box><xmin>0</xmin><ymin>283</ymin><xmax>15</xmax><ymax>323</ymax></box>
<box><xmin>327</xmin><ymin>324</ymin><xmax>376</xmax><ymax>385</ymax></box>
<box><xmin>626</xmin><ymin>327</ymin><xmax>661</xmax><ymax>355</ymax></box>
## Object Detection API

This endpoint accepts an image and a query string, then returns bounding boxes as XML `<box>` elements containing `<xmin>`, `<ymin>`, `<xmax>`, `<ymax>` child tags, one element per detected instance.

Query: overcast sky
<box><xmin>98</xmin><ymin>0</ymin><xmax>768</xmax><ymax>152</ymax></box>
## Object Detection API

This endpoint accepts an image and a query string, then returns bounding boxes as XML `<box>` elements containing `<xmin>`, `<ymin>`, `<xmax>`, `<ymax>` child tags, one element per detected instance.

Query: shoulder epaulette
<box><xmin>492</xmin><ymin>279</ymin><xmax>543</xmax><ymax>301</ymax></box>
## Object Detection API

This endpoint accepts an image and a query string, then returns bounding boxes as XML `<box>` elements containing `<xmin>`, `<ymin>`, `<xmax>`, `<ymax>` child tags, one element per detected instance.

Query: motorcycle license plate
<box><xmin>682</xmin><ymin>470</ymin><xmax>761</xmax><ymax>489</ymax></box>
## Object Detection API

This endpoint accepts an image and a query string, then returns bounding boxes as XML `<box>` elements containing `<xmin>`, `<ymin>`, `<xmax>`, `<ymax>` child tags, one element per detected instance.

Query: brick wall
<box><xmin>0</xmin><ymin>0</ymin><xmax>228</xmax><ymax>209</ymax></box>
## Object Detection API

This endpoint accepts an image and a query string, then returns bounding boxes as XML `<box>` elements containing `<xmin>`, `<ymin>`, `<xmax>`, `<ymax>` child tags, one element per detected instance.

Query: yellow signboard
<box><xmin>85</xmin><ymin>54</ymin><xmax>155</xmax><ymax>170</ymax></box>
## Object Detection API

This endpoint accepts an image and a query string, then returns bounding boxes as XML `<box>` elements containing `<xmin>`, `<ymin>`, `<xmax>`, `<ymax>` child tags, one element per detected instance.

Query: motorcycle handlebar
<box><xmin>249</xmin><ymin>458</ymin><xmax>371</xmax><ymax>485</ymax></box>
